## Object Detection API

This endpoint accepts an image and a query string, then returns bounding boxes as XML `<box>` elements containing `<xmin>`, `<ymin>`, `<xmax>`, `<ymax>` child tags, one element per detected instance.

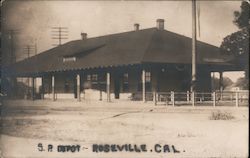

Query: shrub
<box><xmin>210</xmin><ymin>110</ymin><xmax>235</xmax><ymax>120</ymax></box>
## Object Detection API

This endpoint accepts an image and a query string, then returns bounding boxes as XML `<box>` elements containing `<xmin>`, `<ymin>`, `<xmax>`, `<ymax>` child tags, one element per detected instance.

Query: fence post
<box><xmin>192</xmin><ymin>91</ymin><xmax>195</xmax><ymax>107</ymax></box>
<box><xmin>187</xmin><ymin>91</ymin><xmax>190</xmax><ymax>102</ymax></box>
<box><xmin>220</xmin><ymin>89</ymin><xmax>223</xmax><ymax>101</ymax></box>
<box><xmin>213</xmin><ymin>91</ymin><xmax>216</xmax><ymax>107</ymax></box>
<box><xmin>52</xmin><ymin>75</ymin><xmax>55</xmax><ymax>101</ymax></box>
<box><xmin>171</xmin><ymin>91</ymin><xmax>175</xmax><ymax>107</ymax></box>
<box><xmin>235</xmin><ymin>91</ymin><xmax>239</xmax><ymax>107</ymax></box>
<box><xmin>165</xmin><ymin>94</ymin><xmax>169</xmax><ymax>105</ymax></box>
<box><xmin>154</xmin><ymin>92</ymin><xmax>157</xmax><ymax>105</ymax></box>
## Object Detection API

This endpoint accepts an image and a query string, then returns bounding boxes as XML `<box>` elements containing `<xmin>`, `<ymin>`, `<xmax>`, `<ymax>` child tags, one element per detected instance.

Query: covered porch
<box><xmin>14</xmin><ymin>63</ymin><xmax>225</xmax><ymax>103</ymax></box>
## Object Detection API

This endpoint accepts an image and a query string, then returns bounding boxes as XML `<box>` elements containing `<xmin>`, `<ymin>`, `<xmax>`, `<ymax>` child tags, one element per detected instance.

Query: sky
<box><xmin>1</xmin><ymin>0</ymin><xmax>245</xmax><ymax>82</ymax></box>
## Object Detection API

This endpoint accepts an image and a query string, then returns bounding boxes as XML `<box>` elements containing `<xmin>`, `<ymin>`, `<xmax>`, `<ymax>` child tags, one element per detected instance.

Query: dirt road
<box><xmin>0</xmin><ymin>99</ymin><xmax>248</xmax><ymax>158</ymax></box>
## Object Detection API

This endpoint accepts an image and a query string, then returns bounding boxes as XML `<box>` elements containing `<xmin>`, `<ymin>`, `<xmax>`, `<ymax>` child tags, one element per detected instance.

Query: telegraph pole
<box><xmin>51</xmin><ymin>27</ymin><xmax>68</xmax><ymax>46</ymax></box>
<box><xmin>23</xmin><ymin>45</ymin><xmax>35</xmax><ymax>59</ymax></box>
<box><xmin>8</xmin><ymin>29</ymin><xmax>19</xmax><ymax>63</ymax></box>
<box><xmin>191</xmin><ymin>0</ymin><xmax>197</xmax><ymax>93</ymax></box>
<box><xmin>23</xmin><ymin>44</ymin><xmax>35</xmax><ymax>97</ymax></box>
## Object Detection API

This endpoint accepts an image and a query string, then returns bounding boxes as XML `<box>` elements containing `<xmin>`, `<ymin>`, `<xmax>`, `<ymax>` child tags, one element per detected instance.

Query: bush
<box><xmin>210</xmin><ymin>110</ymin><xmax>235</xmax><ymax>120</ymax></box>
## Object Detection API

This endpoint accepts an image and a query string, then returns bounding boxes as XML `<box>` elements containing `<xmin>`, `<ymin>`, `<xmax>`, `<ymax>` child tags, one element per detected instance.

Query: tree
<box><xmin>220</xmin><ymin>1</ymin><xmax>249</xmax><ymax>86</ymax></box>
<box><xmin>234</xmin><ymin>77</ymin><xmax>249</xmax><ymax>89</ymax></box>
<box><xmin>233</xmin><ymin>0</ymin><xmax>250</xmax><ymax>29</ymax></box>
<box><xmin>211</xmin><ymin>77</ymin><xmax>234</xmax><ymax>90</ymax></box>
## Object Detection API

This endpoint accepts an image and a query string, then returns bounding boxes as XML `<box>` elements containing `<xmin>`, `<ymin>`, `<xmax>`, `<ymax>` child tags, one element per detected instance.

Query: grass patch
<box><xmin>210</xmin><ymin>110</ymin><xmax>235</xmax><ymax>120</ymax></box>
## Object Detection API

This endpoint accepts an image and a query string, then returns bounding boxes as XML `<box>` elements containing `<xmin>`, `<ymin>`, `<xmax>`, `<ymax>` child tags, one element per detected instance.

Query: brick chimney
<box><xmin>81</xmin><ymin>32</ymin><xmax>87</xmax><ymax>40</ymax></box>
<box><xmin>156</xmin><ymin>19</ymin><xmax>164</xmax><ymax>30</ymax></box>
<box><xmin>134</xmin><ymin>23</ymin><xmax>140</xmax><ymax>31</ymax></box>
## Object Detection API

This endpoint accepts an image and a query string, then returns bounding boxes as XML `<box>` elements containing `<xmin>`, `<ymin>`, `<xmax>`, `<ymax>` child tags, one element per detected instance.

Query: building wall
<box><xmin>128</xmin><ymin>68</ymin><xmax>140</xmax><ymax>93</ymax></box>
<box><xmin>157</xmin><ymin>66</ymin><xmax>191</xmax><ymax>92</ymax></box>
<box><xmin>42</xmin><ymin>65</ymin><xmax>212</xmax><ymax>99</ymax></box>
<box><xmin>43</xmin><ymin>75</ymin><xmax>51</xmax><ymax>94</ymax></box>
<box><xmin>196</xmin><ymin>67</ymin><xmax>212</xmax><ymax>92</ymax></box>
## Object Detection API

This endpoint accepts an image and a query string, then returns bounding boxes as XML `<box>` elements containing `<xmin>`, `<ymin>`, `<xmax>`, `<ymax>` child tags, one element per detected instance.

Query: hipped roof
<box><xmin>10</xmin><ymin>28</ymin><xmax>233</xmax><ymax>75</ymax></box>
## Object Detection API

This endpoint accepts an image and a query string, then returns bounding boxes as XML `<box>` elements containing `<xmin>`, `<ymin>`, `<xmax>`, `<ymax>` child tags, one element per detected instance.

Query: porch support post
<box><xmin>98</xmin><ymin>75</ymin><xmax>102</xmax><ymax>101</ymax></box>
<box><xmin>142</xmin><ymin>69</ymin><xmax>146</xmax><ymax>102</ymax></box>
<box><xmin>77</xmin><ymin>74</ymin><xmax>81</xmax><ymax>101</ymax></box>
<box><xmin>31</xmin><ymin>77</ymin><xmax>35</xmax><ymax>100</ymax></box>
<box><xmin>52</xmin><ymin>75</ymin><xmax>55</xmax><ymax>101</ymax></box>
<box><xmin>151</xmin><ymin>70</ymin><xmax>158</xmax><ymax>105</ymax></box>
<box><xmin>41</xmin><ymin>76</ymin><xmax>44</xmax><ymax>99</ymax></box>
<box><xmin>192</xmin><ymin>91</ymin><xmax>195</xmax><ymax>107</ymax></box>
<box><xmin>235</xmin><ymin>91</ymin><xmax>239</xmax><ymax>107</ymax></box>
<box><xmin>99</xmin><ymin>90</ymin><xmax>102</xmax><ymax>101</ymax></box>
<box><xmin>187</xmin><ymin>91</ymin><xmax>190</xmax><ymax>102</ymax></box>
<box><xmin>106</xmin><ymin>72</ymin><xmax>111</xmax><ymax>102</ymax></box>
<box><xmin>171</xmin><ymin>91</ymin><xmax>175</xmax><ymax>107</ymax></box>
<box><xmin>213</xmin><ymin>91</ymin><xmax>216</xmax><ymax>107</ymax></box>
<box><xmin>219</xmin><ymin>71</ymin><xmax>223</xmax><ymax>100</ymax></box>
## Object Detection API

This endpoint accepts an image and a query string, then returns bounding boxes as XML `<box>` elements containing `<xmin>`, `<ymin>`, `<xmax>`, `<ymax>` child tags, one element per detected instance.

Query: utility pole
<box><xmin>23</xmin><ymin>45</ymin><xmax>35</xmax><ymax>59</ymax></box>
<box><xmin>191</xmin><ymin>0</ymin><xmax>197</xmax><ymax>93</ymax></box>
<box><xmin>35</xmin><ymin>43</ymin><xmax>37</xmax><ymax>55</ymax></box>
<box><xmin>8</xmin><ymin>29</ymin><xmax>19</xmax><ymax>64</ymax></box>
<box><xmin>51</xmin><ymin>27</ymin><xmax>68</xmax><ymax>46</ymax></box>
<box><xmin>23</xmin><ymin>44</ymin><xmax>35</xmax><ymax>97</ymax></box>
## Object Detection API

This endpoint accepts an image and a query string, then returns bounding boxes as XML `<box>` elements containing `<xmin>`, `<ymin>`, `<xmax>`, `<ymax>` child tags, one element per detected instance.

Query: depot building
<box><xmin>5</xmin><ymin>19</ymin><xmax>244</xmax><ymax>102</ymax></box>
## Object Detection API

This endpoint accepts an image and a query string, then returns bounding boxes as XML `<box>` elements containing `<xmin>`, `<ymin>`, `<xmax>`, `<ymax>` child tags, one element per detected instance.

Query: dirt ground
<box><xmin>0</xmin><ymin>99</ymin><xmax>249</xmax><ymax>158</ymax></box>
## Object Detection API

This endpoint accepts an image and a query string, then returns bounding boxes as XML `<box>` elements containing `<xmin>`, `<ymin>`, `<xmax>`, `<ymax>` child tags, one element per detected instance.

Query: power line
<box><xmin>51</xmin><ymin>26</ymin><xmax>68</xmax><ymax>46</ymax></box>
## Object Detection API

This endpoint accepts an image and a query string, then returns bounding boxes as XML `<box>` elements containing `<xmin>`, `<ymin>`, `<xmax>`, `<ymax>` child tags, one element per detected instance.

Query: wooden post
<box><xmin>154</xmin><ymin>91</ymin><xmax>157</xmax><ymax>105</ymax></box>
<box><xmin>151</xmin><ymin>70</ymin><xmax>158</xmax><ymax>105</ymax></box>
<box><xmin>32</xmin><ymin>77</ymin><xmax>35</xmax><ymax>100</ymax></box>
<box><xmin>236</xmin><ymin>91</ymin><xmax>239</xmax><ymax>107</ymax></box>
<box><xmin>142</xmin><ymin>69</ymin><xmax>146</xmax><ymax>103</ymax></box>
<box><xmin>106</xmin><ymin>72</ymin><xmax>111</xmax><ymax>102</ymax></box>
<box><xmin>41</xmin><ymin>76</ymin><xmax>44</xmax><ymax>99</ymax></box>
<box><xmin>52</xmin><ymin>75</ymin><xmax>55</xmax><ymax>101</ymax></box>
<box><xmin>219</xmin><ymin>72</ymin><xmax>223</xmax><ymax>101</ymax></box>
<box><xmin>99</xmin><ymin>90</ymin><xmax>102</xmax><ymax>101</ymax></box>
<box><xmin>171</xmin><ymin>91</ymin><xmax>175</xmax><ymax>107</ymax></box>
<box><xmin>99</xmin><ymin>74</ymin><xmax>102</xmax><ymax>101</ymax></box>
<box><xmin>76</xmin><ymin>74</ymin><xmax>81</xmax><ymax>102</ymax></box>
<box><xmin>192</xmin><ymin>91</ymin><xmax>195</xmax><ymax>107</ymax></box>
<box><xmin>213</xmin><ymin>91</ymin><xmax>216</xmax><ymax>107</ymax></box>
<box><xmin>187</xmin><ymin>91</ymin><xmax>190</xmax><ymax>102</ymax></box>
<box><xmin>165</xmin><ymin>94</ymin><xmax>169</xmax><ymax>105</ymax></box>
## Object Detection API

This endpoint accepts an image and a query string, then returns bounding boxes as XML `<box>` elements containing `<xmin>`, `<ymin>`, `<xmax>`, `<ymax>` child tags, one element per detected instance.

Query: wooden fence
<box><xmin>134</xmin><ymin>90</ymin><xmax>249</xmax><ymax>107</ymax></box>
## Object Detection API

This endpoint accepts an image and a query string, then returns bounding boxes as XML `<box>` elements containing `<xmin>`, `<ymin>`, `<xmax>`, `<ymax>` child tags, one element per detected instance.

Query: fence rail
<box><xmin>132</xmin><ymin>90</ymin><xmax>249</xmax><ymax>107</ymax></box>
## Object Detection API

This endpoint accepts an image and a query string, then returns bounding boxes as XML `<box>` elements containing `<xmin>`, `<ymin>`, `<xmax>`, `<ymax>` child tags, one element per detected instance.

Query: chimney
<box><xmin>134</xmin><ymin>23</ymin><xmax>140</xmax><ymax>31</ymax></box>
<box><xmin>81</xmin><ymin>32</ymin><xmax>87</xmax><ymax>40</ymax></box>
<box><xmin>156</xmin><ymin>19</ymin><xmax>164</xmax><ymax>30</ymax></box>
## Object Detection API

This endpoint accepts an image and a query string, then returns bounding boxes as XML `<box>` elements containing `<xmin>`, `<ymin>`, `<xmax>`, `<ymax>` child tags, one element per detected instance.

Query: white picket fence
<box><xmin>142</xmin><ymin>90</ymin><xmax>249</xmax><ymax>107</ymax></box>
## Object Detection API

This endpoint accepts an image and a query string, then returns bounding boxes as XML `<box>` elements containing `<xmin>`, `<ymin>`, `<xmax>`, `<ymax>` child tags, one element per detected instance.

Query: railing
<box><xmin>132</xmin><ymin>90</ymin><xmax>249</xmax><ymax>107</ymax></box>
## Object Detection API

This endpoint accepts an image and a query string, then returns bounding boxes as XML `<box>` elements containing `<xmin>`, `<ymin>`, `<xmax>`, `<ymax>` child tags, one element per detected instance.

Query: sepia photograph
<box><xmin>0</xmin><ymin>0</ymin><xmax>249</xmax><ymax>157</ymax></box>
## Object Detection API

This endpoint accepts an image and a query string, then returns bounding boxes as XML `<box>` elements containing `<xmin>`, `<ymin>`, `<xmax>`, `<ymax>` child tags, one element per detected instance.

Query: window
<box><xmin>138</xmin><ymin>71</ymin><xmax>151</xmax><ymax>91</ymax></box>
<box><xmin>123</xmin><ymin>73</ymin><xmax>129</xmax><ymax>92</ymax></box>
<box><xmin>87</xmin><ymin>75</ymin><xmax>91</xmax><ymax>81</ymax></box>
<box><xmin>123</xmin><ymin>73</ymin><xmax>128</xmax><ymax>83</ymax></box>
<box><xmin>64</xmin><ymin>81</ymin><xmax>70</xmax><ymax>93</ymax></box>
<box><xmin>91</xmin><ymin>74</ymin><xmax>98</xmax><ymax>85</ymax></box>
<box><xmin>145</xmin><ymin>72</ymin><xmax>151</xmax><ymax>82</ymax></box>
<box><xmin>86</xmin><ymin>74</ymin><xmax>98</xmax><ymax>84</ymax></box>
<box><xmin>92</xmin><ymin>74</ymin><xmax>98</xmax><ymax>81</ymax></box>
